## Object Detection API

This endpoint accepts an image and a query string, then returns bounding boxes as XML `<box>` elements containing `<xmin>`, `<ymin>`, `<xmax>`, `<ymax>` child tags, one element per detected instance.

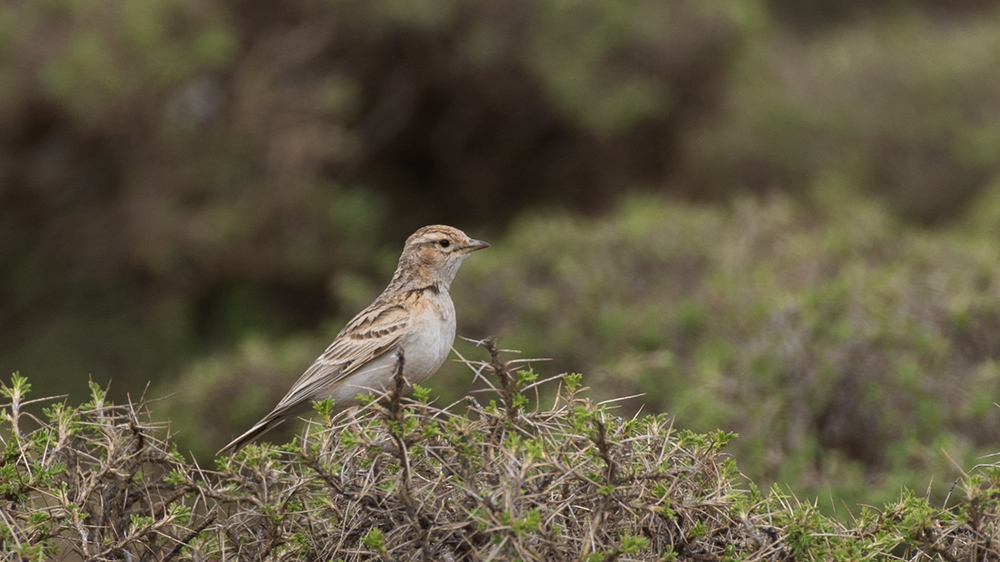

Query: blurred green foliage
<box><xmin>685</xmin><ymin>10</ymin><xmax>1000</xmax><ymax>223</ymax></box>
<box><xmin>3</xmin><ymin>0</ymin><xmax>1000</xmax><ymax>520</ymax></box>
<box><xmin>447</xmin><ymin>192</ymin><xmax>1000</xmax><ymax>512</ymax></box>
<box><xmin>0</xmin><ymin>0</ymin><xmax>752</xmax><ymax>403</ymax></box>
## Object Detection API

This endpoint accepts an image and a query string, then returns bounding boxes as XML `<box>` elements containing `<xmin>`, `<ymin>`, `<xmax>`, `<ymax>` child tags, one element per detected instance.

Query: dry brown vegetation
<box><xmin>5</xmin><ymin>342</ymin><xmax>1000</xmax><ymax>561</ymax></box>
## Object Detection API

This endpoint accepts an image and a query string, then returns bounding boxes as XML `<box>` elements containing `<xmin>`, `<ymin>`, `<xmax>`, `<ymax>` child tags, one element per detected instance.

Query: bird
<box><xmin>219</xmin><ymin>225</ymin><xmax>489</xmax><ymax>453</ymax></box>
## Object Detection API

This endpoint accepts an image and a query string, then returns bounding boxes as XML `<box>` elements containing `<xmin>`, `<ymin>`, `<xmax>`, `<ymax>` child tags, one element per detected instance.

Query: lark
<box><xmin>219</xmin><ymin>225</ymin><xmax>488</xmax><ymax>453</ymax></box>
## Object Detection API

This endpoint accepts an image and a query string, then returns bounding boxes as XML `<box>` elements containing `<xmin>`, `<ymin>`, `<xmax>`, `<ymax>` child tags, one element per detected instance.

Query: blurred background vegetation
<box><xmin>4</xmin><ymin>0</ymin><xmax>1000</xmax><ymax>516</ymax></box>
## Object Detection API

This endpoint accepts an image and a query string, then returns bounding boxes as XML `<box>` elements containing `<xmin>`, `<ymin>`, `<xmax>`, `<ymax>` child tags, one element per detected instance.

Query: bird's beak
<box><xmin>461</xmin><ymin>239</ymin><xmax>490</xmax><ymax>253</ymax></box>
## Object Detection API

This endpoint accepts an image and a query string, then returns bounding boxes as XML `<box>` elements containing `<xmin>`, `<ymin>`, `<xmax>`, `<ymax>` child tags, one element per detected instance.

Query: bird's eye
<box><xmin>438</xmin><ymin>239</ymin><xmax>451</xmax><ymax>248</ymax></box>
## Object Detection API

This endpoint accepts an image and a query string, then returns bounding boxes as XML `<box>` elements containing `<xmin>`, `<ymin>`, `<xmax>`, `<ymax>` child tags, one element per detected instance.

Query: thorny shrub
<box><xmin>3</xmin><ymin>342</ymin><xmax>1000</xmax><ymax>561</ymax></box>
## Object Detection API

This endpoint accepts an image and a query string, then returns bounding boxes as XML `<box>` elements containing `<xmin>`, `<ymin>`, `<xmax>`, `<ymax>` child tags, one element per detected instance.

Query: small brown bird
<box><xmin>219</xmin><ymin>225</ymin><xmax>489</xmax><ymax>453</ymax></box>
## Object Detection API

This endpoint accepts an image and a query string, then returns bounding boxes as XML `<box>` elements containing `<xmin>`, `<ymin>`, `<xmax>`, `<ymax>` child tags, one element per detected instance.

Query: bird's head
<box><xmin>395</xmin><ymin>225</ymin><xmax>489</xmax><ymax>289</ymax></box>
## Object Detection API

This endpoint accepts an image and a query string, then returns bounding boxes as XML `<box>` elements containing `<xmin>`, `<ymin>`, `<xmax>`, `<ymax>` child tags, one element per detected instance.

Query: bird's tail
<box><xmin>217</xmin><ymin>412</ymin><xmax>286</xmax><ymax>455</ymax></box>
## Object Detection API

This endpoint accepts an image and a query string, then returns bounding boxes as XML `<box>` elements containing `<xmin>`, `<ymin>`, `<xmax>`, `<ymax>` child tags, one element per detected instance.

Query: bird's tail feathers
<box><xmin>217</xmin><ymin>413</ymin><xmax>287</xmax><ymax>455</ymax></box>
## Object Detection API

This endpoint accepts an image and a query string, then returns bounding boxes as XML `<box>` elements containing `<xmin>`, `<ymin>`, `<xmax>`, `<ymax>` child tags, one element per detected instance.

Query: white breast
<box><xmin>399</xmin><ymin>292</ymin><xmax>456</xmax><ymax>384</ymax></box>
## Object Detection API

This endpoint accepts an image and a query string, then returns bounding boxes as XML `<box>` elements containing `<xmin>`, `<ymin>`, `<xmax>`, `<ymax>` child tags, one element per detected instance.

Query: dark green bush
<box><xmin>447</xmin><ymin>193</ymin><xmax>1000</xmax><ymax>511</ymax></box>
<box><xmin>685</xmin><ymin>12</ymin><xmax>1000</xmax><ymax>223</ymax></box>
<box><xmin>6</xmin><ymin>0</ymin><xmax>1000</xmax><ymax>424</ymax></box>
<box><xmin>0</xmin><ymin>0</ymin><xmax>756</xmax><ymax>403</ymax></box>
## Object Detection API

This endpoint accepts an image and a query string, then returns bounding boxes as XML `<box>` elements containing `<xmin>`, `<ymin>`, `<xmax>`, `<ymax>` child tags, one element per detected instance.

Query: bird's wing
<box><xmin>271</xmin><ymin>301</ymin><xmax>411</xmax><ymax>411</ymax></box>
<box><xmin>218</xmin><ymin>300</ymin><xmax>411</xmax><ymax>453</ymax></box>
